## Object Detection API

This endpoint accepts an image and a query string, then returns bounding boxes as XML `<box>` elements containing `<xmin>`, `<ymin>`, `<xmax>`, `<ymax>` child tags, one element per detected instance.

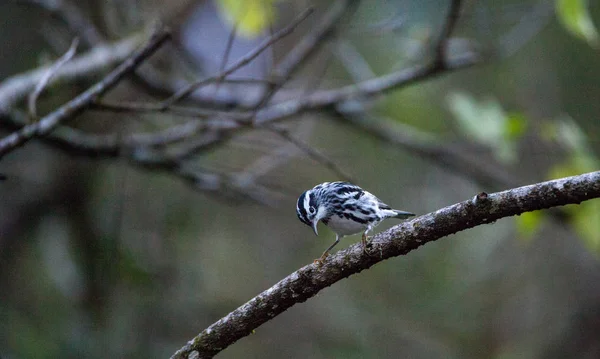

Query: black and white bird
<box><xmin>296</xmin><ymin>181</ymin><xmax>415</xmax><ymax>264</ymax></box>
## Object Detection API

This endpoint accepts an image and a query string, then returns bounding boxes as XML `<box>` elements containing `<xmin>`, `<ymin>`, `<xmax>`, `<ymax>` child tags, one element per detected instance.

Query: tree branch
<box><xmin>254</xmin><ymin>51</ymin><xmax>479</xmax><ymax>125</ymax></box>
<box><xmin>0</xmin><ymin>1</ymin><xmax>481</xmax><ymax>199</ymax></box>
<box><xmin>171</xmin><ymin>170</ymin><xmax>600</xmax><ymax>359</ymax></box>
<box><xmin>160</xmin><ymin>7</ymin><xmax>315</xmax><ymax>109</ymax></box>
<box><xmin>248</xmin><ymin>0</ymin><xmax>360</xmax><ymax>114</ymax></box>
<box><xmin>28</xmin><ymin>38</ymin><xmax>79</xmax><ymax>120</ymax></box>
<box><xmin>0</xmin><ymin>33</ymin><xmax>143</xmax><ymax>114</ymax></box>
<box><xmin>335</xmin><ymin>110</ymin><xmax>519</xmax><ymax>189</ymax></box>
<box><xmin>435</xmin><ymin>0</ymin><xmax>462</xmax><ymax>65</ymax></box>
<box><xmin>0</xmin><ymin>29</ymin><xmax>171</xmax><ymax>159</ymax></box>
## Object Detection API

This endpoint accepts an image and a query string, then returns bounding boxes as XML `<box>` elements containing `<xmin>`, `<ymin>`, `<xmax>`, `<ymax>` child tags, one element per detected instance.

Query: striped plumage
<box><xmin>297</xmin><ymin>182</ymin><xmax>415</xmax><ymax>264</ymax></box>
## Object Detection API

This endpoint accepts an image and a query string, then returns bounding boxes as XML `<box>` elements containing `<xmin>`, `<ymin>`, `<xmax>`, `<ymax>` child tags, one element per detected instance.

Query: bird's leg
<box><xmin>362</xmin><ymin>229</ymin><xmax>373</xmax><ymax>255</ymax></box>
<box><xmin>314</xmin><ymin>235</ymin><xmax>340</xmax><ymax>265</ymax></box>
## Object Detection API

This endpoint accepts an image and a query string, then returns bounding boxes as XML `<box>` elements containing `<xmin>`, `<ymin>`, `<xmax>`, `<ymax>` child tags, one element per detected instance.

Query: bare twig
<box><xmin>0</xmin><ymin>0</ymin><xmax>482</xmax><ymax>202</ymax></box>
<box><xmin>0</xmin><ymin>29</ymin><xmax>171</xmax><ymax>159</ymax></box>
<box><xmin>334</xmin><ymin>39</ymin><xmax>376</xmax><ymax>82</ymax></box>
<box><xmin>435</xmin><ymin>0</ymin><xmax>463</xmax><ymax>65</ymax></box>
<box><xmin>0</xmin><ymin>47</ymin><xmax>479</xmax><ymax>178</ymax></box>
<box><xmin>90</xmin><ymin>100</ymin><xmax>251</xmax><ymax>120</ymax></box>
<box><xmin>497</xmin><ymin>0</ymin><xmax>554</xmax><ymax>57</ymax></box>
<box><xmin>171</xmin><ymin>171</ymin><xmax>600</xmax><ymax>359</ymax></box>
<box><xmin>214</xmin><ymin>24</ymin><xmax>238</xmax><ymax>92</ymax></box>
<box><xmin>273</xmin><ymin>1</ymin><xmax>357</xmax><ymax>84</ymax></box>
<box><xmin>267</xmin><ymin>125</ymin><xmax>353</xmax><ymax>181</ymax></box>
<box><xmin>249</xmin><ymin>0</ymin><xmax>359</xmax><ymax>116</ymax></box>
<box><xmin>254</xmin><ymin>52</ymin><xmax>479</xmax><ymax>125</ymax></box>
<box><xmin>160</xmin><ymin>7</ymin><xmax>314</xmax><ymax>109</ymax></box>
<box><xmin>0</xmin><ymin>34</ymin><xmax>143</xmax><ymax>114</ymax></box>
<box><xmin>28</xmin><ymin>38</ymin><xmax>79</xmax><ymax>119</ymax></box>
<box><xmin>335</xmin><ymin>111</ymin><xmax>518</xmax><ymax>189</ymax></box>
<box><xmin>365</xmin><ymin>13</ymin><xmax>406</xmax><ymax>35</ymax></box>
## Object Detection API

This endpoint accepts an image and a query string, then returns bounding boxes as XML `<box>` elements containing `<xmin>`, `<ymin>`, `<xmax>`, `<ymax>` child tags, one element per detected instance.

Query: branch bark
<box><xmin>171</xmin><ymin>170</ymin><xmax>600</xmax><ymax>359</ymax></box>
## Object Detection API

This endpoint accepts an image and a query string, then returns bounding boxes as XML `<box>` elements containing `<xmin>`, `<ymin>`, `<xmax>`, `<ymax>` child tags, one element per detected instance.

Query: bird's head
<box><xmin>296</xmin><ymin>187</ymin><xmax>325</xmax><ymax>236</ymax></box>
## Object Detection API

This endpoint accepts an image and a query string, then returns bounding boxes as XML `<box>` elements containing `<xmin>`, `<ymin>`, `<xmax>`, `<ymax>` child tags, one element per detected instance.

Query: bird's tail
<box><xmin>394</xmin><ymin>210</ymin><xmax>415</xmax><ymax>219</ymax></box>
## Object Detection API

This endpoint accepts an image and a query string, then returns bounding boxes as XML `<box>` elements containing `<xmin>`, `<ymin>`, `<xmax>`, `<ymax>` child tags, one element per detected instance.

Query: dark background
<box><xmin>1</xmin><ymin>1</ymin><xmax>599</xmax><ymax>358</ymax></box>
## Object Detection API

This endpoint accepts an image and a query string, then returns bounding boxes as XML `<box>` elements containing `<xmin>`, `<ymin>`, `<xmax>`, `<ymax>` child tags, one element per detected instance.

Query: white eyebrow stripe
<box><xmin>304</xmin><ymin>191</ymin><xmax>311</xmax><ymax>210</ymax></box>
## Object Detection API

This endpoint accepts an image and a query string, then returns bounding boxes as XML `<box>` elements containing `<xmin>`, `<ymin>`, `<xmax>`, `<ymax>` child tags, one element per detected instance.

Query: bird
<box><xmin>296</xmin><ymin>181</ymin><xmax>415</xmax><ymax>264</ymax></box>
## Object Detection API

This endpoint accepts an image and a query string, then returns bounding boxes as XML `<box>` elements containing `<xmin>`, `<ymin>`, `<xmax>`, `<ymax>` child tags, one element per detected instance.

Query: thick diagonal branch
<box><xmin>171</xmin><ymin>170</ymin><xmax>600</xmax><ymax>359</ymax></box>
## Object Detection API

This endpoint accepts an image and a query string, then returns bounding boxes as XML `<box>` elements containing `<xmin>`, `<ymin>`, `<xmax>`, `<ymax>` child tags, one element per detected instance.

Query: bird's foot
<box><xmin>313</xmin><ymin>252</ymin><xmax>329</xmax><ymax>266</ymax></box>
<box><xmin>361</xmin><ymin>234</ymin><xmax>373</xmax><ymax>256</ymax></box>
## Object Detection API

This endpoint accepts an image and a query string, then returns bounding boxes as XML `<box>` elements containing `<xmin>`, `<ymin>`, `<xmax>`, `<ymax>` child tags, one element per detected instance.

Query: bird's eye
<box><xmin>309</xmin><ymin>206</ymin><xmax>316</xmax><ymax>214</ymax></box>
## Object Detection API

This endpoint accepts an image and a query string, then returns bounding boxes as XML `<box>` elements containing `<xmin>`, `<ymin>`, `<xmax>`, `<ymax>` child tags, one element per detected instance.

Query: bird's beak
<box><xmin>311</xmin><ymin>220</ymin><xmax>319</xmax><ymax>236</ymax></box>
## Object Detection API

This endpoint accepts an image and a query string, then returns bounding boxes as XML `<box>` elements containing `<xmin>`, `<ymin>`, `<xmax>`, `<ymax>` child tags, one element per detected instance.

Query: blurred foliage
<box><xmin>546</xmin><ymin>117</ymin><xmax>600</xmax><ymax>252</ymax></box>
<box><xmin>514</xmin><ymin>116</ymin><xmax>600</xmax><ymax>251</ymax></box>
<box><xmin>516</xmin><ymin>210</ymin><xmax>544</xmax><ymax>241</ymax></box>
<box><xmin>217</xmin><ymin>0</ymin><xmax>279</xmax><ymax>37</ymax></box>
<box><xmin>447</xmin><ymin>92</ymin><xmax>527</xmax><ymax>164</ymax></box>
<box><xmin>555</xmin><ymin>0</ymin><xmax>599</xmax><ymax>47</ymax></box>
<box><xmin>447</xmin><ymin>92</ymin><xmax>600</xmax><ymax>251</ymax></box>
<box><xmin>1</xmin><ymin>1</ymin><xmax>600</xmax><ymax>359</ymax></box>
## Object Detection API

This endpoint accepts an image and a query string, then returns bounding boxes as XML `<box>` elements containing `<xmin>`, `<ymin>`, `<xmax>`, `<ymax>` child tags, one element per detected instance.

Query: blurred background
<box><xmin>1</xmin><ymin>0</ymin><xmax>599</xmax><ymax>358</ymax></box>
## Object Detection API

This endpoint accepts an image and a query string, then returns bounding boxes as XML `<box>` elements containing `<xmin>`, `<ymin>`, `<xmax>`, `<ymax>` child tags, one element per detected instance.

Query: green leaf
<box><xmin>556</xmin><ymin>0</ymin><xmax>599</xmax><ymax>47</ymax></box>
<box><xmin>447</xmin><ymin>92</ymin><xmax>527</xmax><ymax>164</ymax></box>
<box><xmin>516</xmin><ymin>211</ymin><xmax>545</xmax><ymax>241</ymax></box>
<box><xmin>217</xmin><ymin>0</ymin><xmax>278</xmax><ymax>37</ymax></box>
<box><xmin>504</xmin><ymin>113</ymin><xmax>528</xmax><ymax>140</ymax></box>
<box><xmin>448</xmin><ymin>92</ymin><xmax>504</xmax><ymax>145</ymax></box>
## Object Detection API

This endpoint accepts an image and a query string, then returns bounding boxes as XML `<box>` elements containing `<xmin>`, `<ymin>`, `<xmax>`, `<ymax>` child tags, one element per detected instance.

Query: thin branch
<box><xmin>0</xmin><ymin>1</ymin><xmax>481</xmax><ymax>201</ymax></box>
<box><xmin>1</xmin><ymin>48</ymin><xmax>480</xmax><ymax>172</ymax></box>
<box><xmin>0</xmin><ymin>34</ymin><xmax>144</xmax><ymax>114</ymax></box>
<box><xmin>267</xmin><ymin>124</ymin><xmax>353</xmax><ymax>182</ymax></box>
<box><xmin>497</xmin><ymin>0</ymin><xmax>554</xmax><ymax>57</ymax></box>
<box><xmin>249</xmin><ymin>0</ymin><xmax>359</xmax><ymax>115</ymax></box>
<box><xmin>171</xmin><ymin>170</ymin><xmax>600</xmax><ymax>359</ymax></box>
<box><xmin>214</xmin><ymin>24</ymin><xmax>238</xmax><ymax>92</ymax></box>
<box><xmin>89</xmin><ymin>7</ymin><xmax>312</xmax><ymax>114</ymax></box>
<box><xmin>334</xmin><ymin>39</ymin><xmax>376</xmax><ymax>82</ymax></box>
<box><xmin>254</xmin><ymin>51</ymin><xmax>479</xmax><ymax>125</ymax></box>
<box><xmin>435</xmin><ymin>0</ymin><xmax>462</xmax><ymax>65</ymax></box>
<box><xmin>12</xmin><ymin>113</ymin><xmax>274</xmax><ymax>203</ymax></box>
<box><xmin>365</xmin><ymin>12</ymin><xmax>406</xmax><ymax>35</ymax></box>
<box><xmin>1</xmin><ymin>109</ymin><xmax>216</xmax><ymax>155</ymax></box>
<box><xmin>272</xmin><ymin>0</ymin><xmax>357</xmax><ymax>84</ymax></box>
<box><xmin>335</xmin><ymin>111</ymin><xmax>519</xmax><ymax>189</ymax></box>
<box><xmin>0</xmin><ymin>29</ymin><xmax>171</xmax><ymax>159</ymax></box>
<box><xmin>160</xmin><ymin>7</ymin><xmax>314</xmax><ymax>109</ymax></box>
<box><xmin>232</xmin><ymin>138</ymin><xmax>304</xmax><ymax>206</ymax></box>
<box><xmin>90</xmin><ymin>100</ymin><xmax>251</xmax><ymax>120</ymax></box>
<box><xmin>171</xmin><ymin>5</ymin><xmax>478</xmax><ymax>154</ymax></box>
<box><xmin>28</xmin><ymin>38</ymin><xmax>79</xmax><ymax>119</ymax></box>
<box><xmin>87</xmin><ymin>1</ymin><xmax>357</xmax><ymax>159</ymax></box>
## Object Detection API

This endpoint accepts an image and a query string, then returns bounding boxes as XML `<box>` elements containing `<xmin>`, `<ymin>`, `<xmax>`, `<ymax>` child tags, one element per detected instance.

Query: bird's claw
<box><xmin>362</xmin><ymin>234</ymin><xmax>373</xmax><ymax>256</ymax></box>
<box><xmin>314</xmin><ymin>253</ymin><xmax>329</xmax><ymax>266</ymax></box>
